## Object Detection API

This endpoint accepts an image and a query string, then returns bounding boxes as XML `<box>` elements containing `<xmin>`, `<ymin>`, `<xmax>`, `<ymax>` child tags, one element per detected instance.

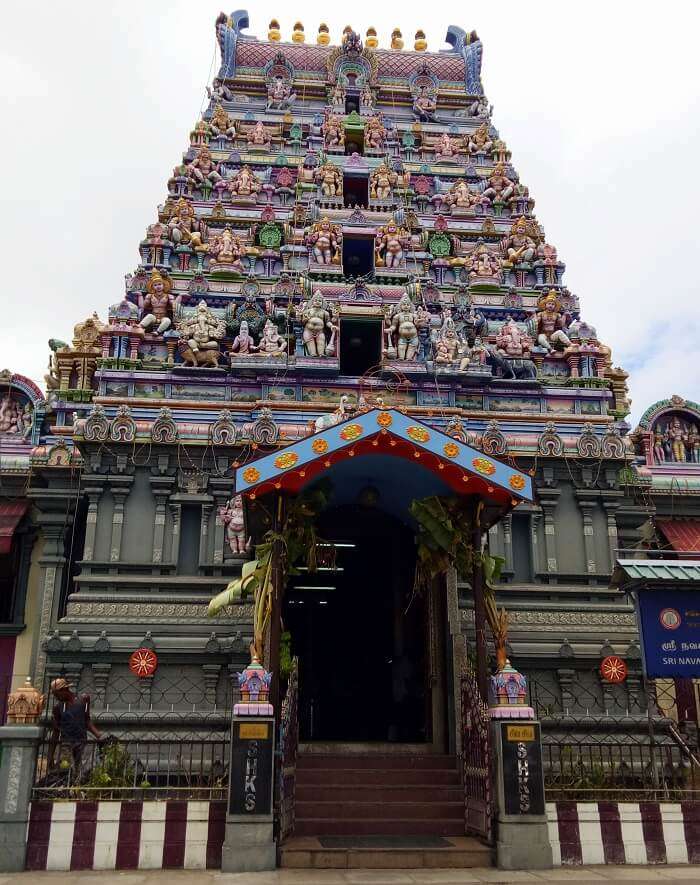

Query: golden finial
<box><xmin>317</xmin><ymin>23</ymin><xmax>330</xmax><ymax>45</ymax></box>
<box><xmin>414</xmin><ymin>30</ymin><xmax>427</xmax><ymax>51</ymax></box>
<box><xmin>268</xmin><ymin>19</ymin><xmax>281</xmax><ymax>42</ymax></box>
<box><xmin>292</xmin><ymin>21</ymin><xmax>305</xmax><ymax>44</ymax></box>
<box><xmin>391</xmin><ymin>28</ymin><xmax>404</xmax><ymax>50</ymax></box>
<box><xmin>365</xmin><ymin>27</ymin><xmax>378</xmax><ymax>49</ymax></box>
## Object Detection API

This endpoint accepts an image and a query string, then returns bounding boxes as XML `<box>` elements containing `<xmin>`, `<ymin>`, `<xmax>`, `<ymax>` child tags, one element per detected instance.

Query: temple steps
<box><xmin>282</xmin><ymin>750</ymin><xmax>492</xmax><ymax>867</ymax></box>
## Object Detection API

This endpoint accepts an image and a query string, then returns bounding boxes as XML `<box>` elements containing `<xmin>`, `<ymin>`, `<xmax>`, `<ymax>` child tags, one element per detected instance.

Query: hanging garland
<box><xmin>208</xmin><ymin>480</ymin><xmax>333</xmax><ymax>662</ymax></box>
<box><xmin>409</xmin><ymin>494</ymin><xmax>509</xmax><ymax>665</ymax></box>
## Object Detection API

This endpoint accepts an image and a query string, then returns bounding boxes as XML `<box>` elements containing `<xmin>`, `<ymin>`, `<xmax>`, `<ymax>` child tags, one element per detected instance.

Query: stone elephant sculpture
<box><xmin>486</xmin><ymin>348</ymin><xmax>538</xmax><ymax>380</ymax></box>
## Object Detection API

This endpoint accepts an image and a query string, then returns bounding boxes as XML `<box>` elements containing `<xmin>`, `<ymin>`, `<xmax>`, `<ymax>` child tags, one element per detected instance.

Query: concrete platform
<box><xmin>280</xmin><ymin>835</ymin><xmax>492</xmax><ymax>869</ymax></box>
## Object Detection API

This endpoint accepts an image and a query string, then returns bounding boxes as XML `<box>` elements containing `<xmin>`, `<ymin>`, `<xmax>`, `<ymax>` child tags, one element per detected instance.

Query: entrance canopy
<box><xmin>234</xmin><ymin>408</ymin><xmax>533</xmax><ymax>518</ymax></box>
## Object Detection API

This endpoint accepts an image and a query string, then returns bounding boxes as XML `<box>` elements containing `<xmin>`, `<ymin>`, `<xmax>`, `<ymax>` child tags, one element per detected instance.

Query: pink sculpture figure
<box><xmin>220</xmin><ymin>495</ymin><xmax>250</xmax><ymax>555</ymax></box>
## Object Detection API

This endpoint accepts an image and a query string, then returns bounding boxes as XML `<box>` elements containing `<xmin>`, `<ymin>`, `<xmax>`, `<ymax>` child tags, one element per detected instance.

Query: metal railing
<box><xmin>32</xmin><ymin>734</ymin><xmax>229</xmax><ymax>801</ymax></box>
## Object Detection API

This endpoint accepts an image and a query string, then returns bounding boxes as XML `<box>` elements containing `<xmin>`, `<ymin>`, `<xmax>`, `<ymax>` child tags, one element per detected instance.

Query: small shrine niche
<box><xmin>0</xmin><ymin>371</ymin><xmax>46</xmax><ymax>445</ymax></box>
<box><xmin>650</xmin><ymin>410</ymin><xmax>700</xmax><ymax>465</ymax></box>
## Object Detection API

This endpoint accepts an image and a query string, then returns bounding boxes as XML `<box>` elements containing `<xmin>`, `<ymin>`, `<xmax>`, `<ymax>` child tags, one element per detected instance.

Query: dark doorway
<box><xmin>343</xmin><ymin>174</ymin><xmax>369</xmax><ymax>208</ymax></box>
<box><xmin>345</xmin><ymin>94</ymin><xmax>359</xmax><ymax>115</ymax></box>
<box><xmin>339</xmin><ymin>318</ymin><xmax>381</xmax><ymax>377</ymax></box>
<box><xmin>283</xmin><ymin>504</ymin><xmax>427</xmax><ymax>742</ymax></box>
<box><xmin>342</xmin><ymin>234</ymin><xmax>374</xmax><ymax>277</ymax></box>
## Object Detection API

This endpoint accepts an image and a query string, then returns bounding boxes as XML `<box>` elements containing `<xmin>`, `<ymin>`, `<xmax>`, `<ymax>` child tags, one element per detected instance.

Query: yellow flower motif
<box><xmin>376</xmin><ymin>412</ymin><xmax>393</xmax><ymax>428</ymax></box>
<box><xmin>340</xmin><ymin>424</ymin><xmax>363</xmax><ymax>441</ymax></box>
<box><xmin>407</xmin><ymin>426</ymin><xmax>430</xmax><ymax>443</ymax></box>
<box><xmin>274</xmin><ymin>452</ymin><xmax>299</xmax><ymax>470</ymax></box>
<box><xmin>443</xmin><ymin>442</ymin><xmax>460</xmax><ymax>459</ymax></box>
<box><xmin>242</xmin><ymin>467</ymin><xmax>260</xmax><ymax>484</ymax></box>
<box><xmin>509</xmin><ymin>474</ymin><xmax>526</xmax><ymax>491</ymax></box>
<box><xmin>312</xmin><ymin>438</ymin><xmax>329</xmax><ymax>454</ymax></box>
<box><xmin>472</xmin><ymin>457</ymin><xmax>496</xmax><ymax>476</ymax></box>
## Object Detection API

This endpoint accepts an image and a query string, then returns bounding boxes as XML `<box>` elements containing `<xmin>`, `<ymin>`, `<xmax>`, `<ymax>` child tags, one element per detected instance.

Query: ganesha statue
<box><xmin>246</xmin><ymin>121</ymin><xmax>272</xmax><ymax>150</ymax></box>
<box><xmin>228</xmin><ymin>165</ymin><xmax>261</xmax><ymax>199</ymax></box>
<box><xmin>496</xmin><ymin>316</ymin><xmax>533</xmax><ymax>358</ymax></box>
<box><xmin>267</xmin><ymin>76</ymin><xmax>296</xmax><ymax>110</ymax></box>
<box><xmin>176</xmin><ymin>300</ymin><xmax>226</xmax><ymax>359</ymax></box>
<box><xmin>465</xmin><ymin>240</ymin><xmax>502</xmax><ymax>284</ymax></box>
<box><xmin>442</xmin><ymin>179</ymin><xmax>483</xmax><ymax>214</ymax></box>
<box><xmin>208</xmin><ymin>225</ymin><xmax>246</xmax><ymax>271</ymax></box>
<box><xmin>257</xmin><ymin>319</ymin><xmax>287</xmax><ymax>357</ymax></box>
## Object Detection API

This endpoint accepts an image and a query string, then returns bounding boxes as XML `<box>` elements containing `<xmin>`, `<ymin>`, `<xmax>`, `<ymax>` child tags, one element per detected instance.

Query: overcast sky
<box><xmin>2</xmin><ymin>1</ymin><xmax>698</xmax><ymax>426</ymax></box>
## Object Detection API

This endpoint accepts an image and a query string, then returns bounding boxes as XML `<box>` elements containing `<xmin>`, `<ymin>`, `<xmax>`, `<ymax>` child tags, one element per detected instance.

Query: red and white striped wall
<box><xmin>26</xmin><ymin>801</ymin><xmax>226</xmax><ymax>871</ymax></box>
<box><xmin>547</xmin><ymin>801</ymin><xmax>700</xmax><ymax>866</ymax></box>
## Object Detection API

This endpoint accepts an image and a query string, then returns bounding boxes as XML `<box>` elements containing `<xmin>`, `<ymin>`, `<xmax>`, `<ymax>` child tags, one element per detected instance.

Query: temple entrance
<box><xmin>283</xmin><ymin>503</ymin><xmax>429</xmax><ymax>743</ymax></box>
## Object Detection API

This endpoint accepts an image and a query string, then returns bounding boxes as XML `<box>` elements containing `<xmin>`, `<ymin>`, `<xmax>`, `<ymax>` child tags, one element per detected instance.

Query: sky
<box><xmin>2</xmin><ymin>1</ymin><xmax>698</xmax><ymax>427</ymax></box>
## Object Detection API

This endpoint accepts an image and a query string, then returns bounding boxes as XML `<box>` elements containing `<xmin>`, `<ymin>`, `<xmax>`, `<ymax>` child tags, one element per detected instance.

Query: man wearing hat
<box><xmin>47</xmin><ymin>678</ymin><xmax>105</xmax><ymax>780</ymax></box>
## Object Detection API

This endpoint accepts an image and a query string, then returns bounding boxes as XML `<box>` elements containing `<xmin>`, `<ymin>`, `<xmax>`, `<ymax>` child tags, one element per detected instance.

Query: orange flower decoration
<box><xmin>443</xmin><ymin>442</ymin><xmax>460</xmax><ymax>459</ymax></box>
<box><xmin>472</xmin><ymin>457</ymin><xmax>496</xmax><ymax>476</ymax></box>
<box><xmin>340</xmin><ymin>424</ymin><xmax>362</xmax><ymax>441</ymax></box>
<box><xmin>509</xmin><ymin>474</ymin><xmax>526</xmax><ymax>491</ymax></box>
<box><xmin>242</xmin><ymin>466</ymin><xmax>260</xmax><ymax>484</ymax></box>
<box><xmin>376</xmin><ymin>412</ymin><xmax>393</xmax><ymax>428</ymax></box>
<box><xmin>407</xmin><ymin>426</ymin><xmax>430</xmax><ymax>443</ymax></box>
<box><xmin>274</xmin><ymin>452</ymin><xmax>299</xmax><ymax>470</ymax></box>
<box><xmin>312</xmin><ymin>438</ymin><xmax>329</xmax><ymax>454</ymax></box>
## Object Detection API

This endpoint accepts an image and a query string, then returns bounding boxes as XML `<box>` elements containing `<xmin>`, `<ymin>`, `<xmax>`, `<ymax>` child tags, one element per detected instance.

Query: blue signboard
<box><xmin>637</xmin><ymin>588</ymin><xmax>700</xmax><ymax>678</ymax></box>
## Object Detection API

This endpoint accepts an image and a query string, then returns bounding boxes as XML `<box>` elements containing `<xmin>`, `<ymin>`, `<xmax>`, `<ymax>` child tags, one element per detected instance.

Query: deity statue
<box><xmin>385</xmin><ymin>294</ymin><xmax>428</xmax><ymax>361</ymax></box>
<box><xmin>434</xmin><ymin>324</ymin><xmax>461</xmax><ymax>365</ymax></box>
<box><xmin>139</xmin><ymin>270</ymin><xmax>180</xmax><ymax>334</ymax></box>
<box><xmin>207</xmin><ymin>78</ymin><xmax>233</xmax><ymax>102</ymax></box>
<box><xmin>364</xmin><ymin>116</ymin><xmax>386</xmax><ymax>150</ymax></box>
<box><xmin>653</xmin><ymin>427</ymin><xmax>666</xmax><ymax>464</ymax></box>
<box><xmin>297</xmin><ymin>291</ymin><xmax>337</xmax><ymax>357</ymax></box>
<box><xmin>442</xmin><ymin>179</ymin><xmax>483</xmax><ymax>213</ymax></box>
<box><xmin>370</xmin><ymin>164</ymin><xmax>397</xmax><ymax>200</ymax></box>
<box><xmin>360</xmin><ymin>85</ymin><xmax>373</xmax><ymax>109</ymax></box>
<box><xmin>315</xmin><ymin>162</ymin><xmax>343</xmax><ymax>197</ymax></box>
<box><xmin>465</xmin><ymin>96</ymin><xmax>490</xmax><ymax>118</ymax></box>
<box><xmin>688</xmin><ymin>424</ymin><xmax>700</xmax><ymax>464</ymax></box>
<box><xmin>0</xmin><ymin>395</ymin><xmax>23</xmax><ymax>434</ymax></box>
<box><xmin>459</xmin><ymin>336</ymin><xmax>488</xmax><ymax>371</ymax></box>
<box><xmin>375</xmin><ymin>222</ymin><xmax>409</xmax><ymax>269</ymax></box>
<box><xmin>246</xmin><ymin>121</ymin><xmax>272</xmax><ymax>149</ymax></box>
<box><xmin>305</xmin><ymin>217</ymin><xmax>342</xmax><ymax>265</ymax></box>
<box><xmin>176</xmin><ymin>300</ymin><xmax>226</xmax><ymax>356</ymax></box>
<box><xmin>413</xmin><ymin>86</ymin><xmax>437</xmax><ymax>122</ymax></box>
<box><xmin>230</xmin><ymin>320</ymin><xmax>258</xmax><ymax>357</ymax></box>
<box><xmin>465</xmin><ymin>240</ymin><xmax>502</xmax><ymax>281</ymax></box>
<box><xmin>267</xmin><ymin>77</ymin><xmax>296</xmax><ymax>110</ymax></box>
<box><xmin>257</xmin><ymin>319</ymin><xmax>287</xmax><ymax>357</ymax></box>
<box><xmin>167</xmin><ymin>198</ymin><xmax>208</xmax><ymax>251</ymax></box>
<box><xmin>433</xmin><ymin>132</ymin><xmax>459</xmax><ymax>159</ymax></box>
<box><xmin>496</xmin><ymin>316</ymin><xmax>533</xmax><ymax>358</ymax></box>
<box><xmin>220</xmin><ymin>495</ymin><xmax>250</xmax><ymax>555</ymax></box>
<box><xmin>322</xmin><ymin>114</ymin><xmax>345</xmax><ymax>149</ymax></box>
<box><xmin>532</xmin><ymin>291</ymin><xmax>573</xmax><ymax>352</ymax></box>
<box><xmin>667</xmin><ymin>417</ymin><xmax>689</xmax><ymax>463</ymax></box>
<box><xmin>186</xmin><ymin>147</ymin><xmax>223</xmax><ymax>187</ymax></box>
<box><xmin>209</xmin><ymin>105</ymin><xmax>236</xmax><ymax>140</ymax></box>
<box><xmin>536</xmin><ymin>240</ymin><xmax>559</xmax><ymax>283</ymax></box>
<box><xmin>481</xmin><ymin>163</ymin><xmax>515</xmax><ymax>206</ymax></box>
<box><xmin>331</xmin><ymin>83</ymin><xmax>345</xmax><ymax>107</ymax></box>
<box><xmin>228</xmin><ymin>165</ymin><xmax>261</xmax><ymax>198</ymax></box>
<box><xmin>209</xmin><ymin>225</ymin><xmax>246</xmax><ymax>271</ymax></box>
<box><xmin>502</xmin><ymin>216</ymin><xmax>538</xmax><ymax>264</ymax></box>
<box><xmin>464</xmin><ymin>122</ymin><xmax>494</xmax><ymax>155</ymax></box>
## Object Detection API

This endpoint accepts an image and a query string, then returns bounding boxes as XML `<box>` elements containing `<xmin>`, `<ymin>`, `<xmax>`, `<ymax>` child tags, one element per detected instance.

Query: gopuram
<box><xmin>2</xmin><ymin>11</ymin><xmax>677</xmax><ymax>874</ymax></box>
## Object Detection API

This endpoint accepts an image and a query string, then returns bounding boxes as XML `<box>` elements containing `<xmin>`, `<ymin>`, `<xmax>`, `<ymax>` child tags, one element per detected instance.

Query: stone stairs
<box><xmin>280</xmin><ymin>750</ymin><xmax>492</xmax><ymax>869</ymax></box>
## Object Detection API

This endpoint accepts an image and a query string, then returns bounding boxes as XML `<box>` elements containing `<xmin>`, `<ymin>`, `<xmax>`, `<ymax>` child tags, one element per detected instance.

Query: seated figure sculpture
<box><xmin>481</xmin><ymin>163</ymin><xmax>515</xmax><ymax>207</ymax></box>
<box><xmin>176</xmin><ymin>300</ymin><xmax>226</xmax><ymax>357</ymax></box>
<box><xmin>442</xmin><ymin>179</ymin><xmax>483</xmax><ymax>213</ymax></box>
<box><xmin>370</xmin><ymin>164</ymin><xmax>397</xmax><ymax>200</ymax></box>
<box><xmin>139</xmin><ymin>270</ymin><xmax>180</xmax><ymax>335</ymax></box>
<box><xmin>502</xmin><ymin>216</ymin><xmax>538</xmax><ymax>264</ymax></box>
<box><xmin>167</xmin><ymin>198</ymin><xmax>208</xmax><ymax>252</ymax></box>
<box><xmin>267</xmin><ymin>77</ymin><xmax>296</xmax><ymax>110</ymax></box>
<box><xmin>413</xmin><ymin>86</ymin><xmax>437</xmax><ymax>122</ymax></box>
<box><xmin>365</xmin><ymin>116</ymin><xmax>386</xmax><ymax>150</ymax></box>
<box><xmin>466</xmin><ymin>240</ymin><xmax>502</xmax><ymax>282</ymax></box>
<box><xmin>209</xmin><ymin>225</ymin><xmax>246</xmax><ymax>271</ymax></box>
<box><xmin>496</xmin><ymin>316</ymin><xmax>533</xmax><ymax>358</ymax></box>
<box><xmin>434</xmin><ymin>132</ymin><xmax>459</xmax><ymax>159</ymax></box>
<box><xmin>464</xmin><ymin>122</ymin><xmax>494</xmax><ymax>155</ymax></box>
<box><xmin>228</xmin><ymin>165</ymin><xmax>261</xmax><ymax>199</ymax></box>
<box><xmin>532</xmin><ymin>291</ymin><xmax>573</xmax><ymax>352</ymax></box>
<box><xmin>323</xmin><ymin>114</ymin><xmax>345</xmax><ymax>149</ymax></box>
<box><xmin>186</xmin><ymin>147</ymin><xmax>223</xmax><ymax>188</ymax></box>
<box><xmin>209</xmin><ymin>105</ymin><xmax>236</xmax><ymax>140</ymax></box>
<box><xmin>230</xmin><ymin>320</ymin><xmax>258</xmax><ymax>357</ymax></box>
<box><xmin>257</xmin><ymin>319</ymin><xmax>287</xmax><ymax>357</ymax></box>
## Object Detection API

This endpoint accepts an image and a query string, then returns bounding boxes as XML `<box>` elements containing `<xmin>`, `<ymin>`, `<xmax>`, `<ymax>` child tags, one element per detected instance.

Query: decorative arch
<box><xmin>0</xmin><ymin>370</ymin><xmax>47</xmax><ymax>445</ymax></box>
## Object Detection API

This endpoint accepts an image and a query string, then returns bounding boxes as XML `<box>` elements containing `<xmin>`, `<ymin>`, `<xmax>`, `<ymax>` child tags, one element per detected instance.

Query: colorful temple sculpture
<box><xmin>23</xmin><ymin>11</ymin><xmax>650</xmax><ymax>737</ymax></box>
<box><xmin>7</xmin><ymin>12</ymin><xmax>697</xmax><ymax>872</ymax></box>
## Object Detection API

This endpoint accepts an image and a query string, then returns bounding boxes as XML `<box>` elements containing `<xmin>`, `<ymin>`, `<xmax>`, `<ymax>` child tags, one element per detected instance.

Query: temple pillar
<box><xmin>576</xmin><ymin>496</ymin><xmax>597</xmax><ymax>576</ymax></box>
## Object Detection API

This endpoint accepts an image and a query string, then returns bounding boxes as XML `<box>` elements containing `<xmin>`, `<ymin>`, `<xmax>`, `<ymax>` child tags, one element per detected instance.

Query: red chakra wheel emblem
<box><xmin>129</xmin><ymin>647</ymin><xmax>158</xmax><ymax>678</ymax></box>
<box><xmin>600</xmin><ymin>655</ymin><xmax>627</xmax><ymax>684</ymax></box>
